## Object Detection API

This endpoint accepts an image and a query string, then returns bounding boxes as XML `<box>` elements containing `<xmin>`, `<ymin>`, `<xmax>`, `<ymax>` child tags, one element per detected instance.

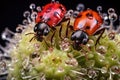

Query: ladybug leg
<box><xmin>59</xmin><ymin>25</ymin><xmax>63</xmax><ymax>40</ymax></box>
<box><xmin>25</xmin><ymin>32</ymin><xmax>36</xmax><ymax>42</ymax></box>
<box><xmin>29</xmin><ymin>36</ymin><xmax>36</xmax><ymax>42</ymax></box>
<box><xmin>25</xmin><ymin>32</ymin><xmax>35</xmax><ymax>35</ymax></box>
<box><xmin>58</xmin><ymin>18</ymin><xmax>70</xmax><ymax>39</ymax></box>
<box><xmin>51</xmin><ymin>27</ymin><xmax>56</xmax><ymax>46</ymax></box>
<box><xmin>65</xmin><ymin>18</ymin><xmax>70</xmax><ymax>38</ymax></box>
<box><xmin>95</xmin><ymin>28</ymin><xmax>105</xmax><ymax>46</ymax></box>
<box><xmin>44</xmin><ymin>39</ymin><xmax>50</xmax><ymax>48</ymax></box>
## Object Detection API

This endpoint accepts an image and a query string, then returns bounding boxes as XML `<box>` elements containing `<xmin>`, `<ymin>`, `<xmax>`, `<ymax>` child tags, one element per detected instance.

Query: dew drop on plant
<box><xmin>1</xmin><ymin>28</ymin><xmax>14</xmax><ymax>41</ymax></box>
<box><xmin>109</xmin><ymin>13</ymin><xmax>118</xmax><ymax>22</ymax></box>
<box><xmin>111</xmin><ymin>65</ymin><xmax>120</xmax><ymax>74</ymax></box>
<box><xmin>29</xmin><ymin>3</ymin><xmax>36</xmax><ymax>10</ymax></box>
<box><xmin>31</xmin><ymin>11</ymin><xmax>37</xmax><ymax>20</ymax></box>
<box><xmin>108</xmin><ymin>8</ymin><xmax>115</xmax><ymax>14</ymax></box>
<box><xmin>87</xmin><ymin>69</ymin><xmax>98</xmax><ymax>79</ymax></box>
<box><xmin>101</xmin><ymin>67</ymin><xmax>107</xmax><ymax>74</ymax></box>
<box><xmin>97</xmin><ymin>6</ymin><xmax>102</xmax><ymax>12</ymax></box>
<box><xmin>102</xmin><ymin>13</ymin><xmax>108</xmax><ymax>20</ymax></box>
<box><xmin>36</xmin><ymin>6</ymin><xmax>42</xmax><ymax>12</ymax></box>
<box><xmin>76</xmin><ymin>3</ymin><xmax>85</xmax><ymax>12</ymax></box>
<box><xmin>96</xmin><ymin>46</ymin><xmax>107</xmax><ymax>54</ymax></box>
<box><xmin>23</xmin><ymin>11</ymin><xmax>30</xmax><ymax>18</ymax></box>
<box><xmin>85</xmin><ymin>60</ymin><xmax>95</xmax><ymax>67</ymax></box>
<box><xmin>16</xmin><ymin>26</ymin><xmax>24</xmax><ymax>33</ymax></box>
<box><xmin>80</xmin><ymin>68</ymin><xmax>87</xmax><ymax>75</ymax></box>
<box><xmin>22</xmin><ymin>19</ymin><xmax>29</xmax><ymax>25</ymax></box>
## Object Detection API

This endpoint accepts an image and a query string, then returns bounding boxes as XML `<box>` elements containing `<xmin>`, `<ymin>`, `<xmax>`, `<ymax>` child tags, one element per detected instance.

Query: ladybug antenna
<box><xmin>25</xmin><ymin>32</ymin><xmax>36</xmax><ymax>42</ymax></box>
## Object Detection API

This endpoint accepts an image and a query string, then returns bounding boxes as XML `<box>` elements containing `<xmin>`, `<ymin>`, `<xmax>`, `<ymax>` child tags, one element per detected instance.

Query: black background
<box><xmin>0</xmin><ymin>0</ymin><xmax>119</xmax><ymax>46</ymax></box>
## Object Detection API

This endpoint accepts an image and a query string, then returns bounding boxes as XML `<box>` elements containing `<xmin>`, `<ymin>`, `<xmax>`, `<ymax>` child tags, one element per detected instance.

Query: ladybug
<box><xmin>71</xmin><ymin>9</ymin><xmax>104</xmax><ymax>49</ymax></box>
<box><xmin>34</xmin><ymin>1</ymin><xmax>66</xmax><ymax>41</ymax></box>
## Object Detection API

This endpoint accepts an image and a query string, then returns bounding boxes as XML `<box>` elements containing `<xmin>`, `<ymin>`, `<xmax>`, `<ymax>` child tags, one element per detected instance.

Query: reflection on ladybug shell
<box><xmin>74</xmin><ymin>9</ymin><xmax>103</xmax><ymax>35</ymax></box>
<box><xmin>35</xmin><ymin>2</ymin><xmax>66</xmax><ymax>27</ymax></box>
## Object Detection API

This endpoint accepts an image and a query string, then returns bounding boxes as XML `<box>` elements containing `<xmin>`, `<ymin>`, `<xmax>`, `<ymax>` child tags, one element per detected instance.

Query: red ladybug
<box><xmin>34</xmin><ymin>1</ymin><xmax>66</xmax><ymax>41</ymax></box>
<box><xmin>71</xmin><ymin>9</ymin><xmax>104</xmax><ymax>49</ymax></box>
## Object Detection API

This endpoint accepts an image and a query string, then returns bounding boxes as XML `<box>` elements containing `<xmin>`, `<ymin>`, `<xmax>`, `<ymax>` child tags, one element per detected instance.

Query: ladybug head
<box><xmin>71</xmin><ymin>30</ymin><xmax>89</xmax><ymax>50</ymax></box>
<box><xmin>34</xmin><ymin>22</ymin><xmax>50</xmax><ymax>36</ymax></box>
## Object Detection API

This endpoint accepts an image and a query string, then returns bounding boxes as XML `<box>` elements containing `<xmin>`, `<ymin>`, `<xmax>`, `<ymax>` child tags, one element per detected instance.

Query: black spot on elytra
<box><xmin>76</xmin><ymin>14</ymin><xmax>82</xmax><ymax>18</ymax></box>
<box><xmin>85</xmin><ymin>26</ymin><xmax>90</xmax><ymax>30</ymax></box>
<box><xmin>59</xmin><ymin>6</ymin><xmax>64</xmax><ymax>12</ymax></box>
<box><xmin>86</xmin><ymin>13</ymin><xmax>93</xmax><ymax>19</ymax></box>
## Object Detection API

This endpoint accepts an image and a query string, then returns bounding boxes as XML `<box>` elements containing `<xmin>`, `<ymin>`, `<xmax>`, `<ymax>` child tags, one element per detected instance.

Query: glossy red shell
<box><xmin>74</xmin><ymin>9</ymin><xmax>103</xmax><ymax>35</ymax></box>
<box><xmin>35</xmin><ymin>2</ymin><xmax>66</xmax><ymax>27</ymax></box>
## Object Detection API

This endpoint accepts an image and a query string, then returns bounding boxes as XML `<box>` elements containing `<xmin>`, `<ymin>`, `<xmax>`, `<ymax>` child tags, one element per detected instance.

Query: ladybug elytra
<box><xmin>34</xmin><ymin>1</ymin><xmax>66</xmax><ymax>41</ymax></box>
<box><xmin>71</xmin><ymin>9</ymin><xmax>104</xmax><ymax>49</ymax></box>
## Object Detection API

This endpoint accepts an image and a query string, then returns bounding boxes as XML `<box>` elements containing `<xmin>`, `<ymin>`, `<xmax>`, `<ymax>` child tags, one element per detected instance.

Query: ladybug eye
<box><xmin>34</xmin><ymin>25</ymin><xmax>38</xmax><ymax>32</ymax></box>
<box><xmin>82</xmin><ymin>38</ymin><xmax>88</xmax><ymax>45</ymax></box>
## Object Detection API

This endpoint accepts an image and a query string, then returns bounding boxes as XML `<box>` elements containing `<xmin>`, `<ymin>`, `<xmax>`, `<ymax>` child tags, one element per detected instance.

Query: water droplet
<box><xmin>96</xmin><ymin>46</ymin><xmax>107</xmax><ymax>54</ymax></box>
<box><xmin>1</xmin><ymin>28</ymin><xmax>14</xmax><ymax>40</ymax></box>
<box><xmin>87</xmin><ymin>39</ymin><xmax>94</xmax><ymax>47</ymax></box>
<box><xmin>29</xmin><ymin>3</ymin><xmax>36</xmax><ymax>10</ymax></box>
<box><xmin>31</xmin><ymin>11</ymin><xmax>37</xmax><ymax>20</ymax></box>
<box><xmin>22</xmin><ymin>19</ymin><xmax>29</xmax><ymax>25</ymax></box>
<box><xmin>16</xmin><ymin>26</ymin><xmax>24</xmax><ymax>33</ymax></box>
<box><xmin>80</xmin><ymin>68</ymin><xmax>87</xmax><ymax>74</ymax></box>
<box><xmin>96</xmin><ymin>52</ymin><xmax>105</xmax><ymax>62</ymax></box>
<box><xmin>88</xmin><ymin>69</ymin><xmax>98</xmax><ymax>79</ymax></box>
<box><xmin>65</xmin><ymin>9</ymin><xmax>73</xmax><ymax>18</ymax></box>
<box><xmin>109</xmin><ymin>13</ymin><xmax>118</xmax><ymax>22</ymax></box>
<box><xmin>65</xmin><ymin>58</ymin><xmax>78</xmax><ymax>67</ymax></box>
<box><xmin>111</xmin><ymin>65</ymin><xmax>120</xmax><ymax>74</ymax></box>
<box><xmin>51</xmin><ymin>0</ymin><xmax>55</xmax><ymax>3</ymax></box>
<box><xmin>101</xmin><ymin>67</ymin><xmax>107</xmax><ymax>73</ymax></box>
<box><xmin>108</xmin><ymin>32</ymin><xmax>115</xmax><ymax>40</ymax></box>
<box><xmin>100</xmin><ymin>77</ymin><xmax>106</xmax><ymax>80</ymax></box>
<box><xmin>73</xmin><ymin>11</ymin><xmax>79</xmax><ymax>18</ymax></box>
<box><xmin>85</xmin><ymin>60</ymin><xmax>95</xmax><ymax>67</ymax></box>
<box><xmin>64</xmin><ymin>75</ymin><xmax>71</xmax><ymax>80</ymax></box>
<box><xmin>97</xmin><ymin>6</ymin><xmax>102</xmax><ymax>12</ymax></box>
<box><xmin>36</xmin><ymin>6</ymin><xmax>42</xmax><ymax>12</ymax></box>
<box><xmin>57</xmin><ymin>67</ymin><xmax>64</xmax><ymax>73</ymax></box>
<box><xmin>40</xmin><ymin>74</ymin><xmax>46</xmax><ymax>80</ymax></box>
<box><xmin>34</xmin><ymin>43</ymin><xmax>40</xmax><ymax>51</ymax></box>
<box><xmin>76</xmin><ymin>3</ymin><xmax>85</xmax><ymax>12</ymax></box>
<box><xmin>108</xmin><ymin>8</ymin><xmax>115</xmax><ymax>14</ymax></box>
<box><xmin>23</xmin><ymin>11</ymin><xmax>30</xmax><ymax>18</ymax></box>
<box><xmin>102</xmin><ymin>13</ymin><xmax>108</xmax><ymax>20</ymax></box>
<box><xmin>0</xmin><ymin>60</ymin><xmax>7</xmax><ymax>74</ymax></box>
<box><xmin>107</xmin><ymin>73</ymin><xmax>113</xmax><ymax>80</ymax></box>
<box><xmin>60</xmin><ymin>38</ymin><xmax>70</xmax><ymax>51</ymax></box>
<box><xmin>11</xmin><ymin>78</ymin><xmax>15</xmax><ymax>80</ymax></box>
<box><xmin>56</xmin><ymin>1</ymin><xmax>59</xmax><ymax>3</ymax></box>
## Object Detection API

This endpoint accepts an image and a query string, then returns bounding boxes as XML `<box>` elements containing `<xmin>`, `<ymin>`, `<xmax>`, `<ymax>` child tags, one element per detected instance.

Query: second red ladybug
<box><xmin>34</xmin><ymin>0</ymin><xmax>66</xmax><ymax>41</ymax></box>
<box><xmin>71</xmin><ymin>9</ymin><xmax>103</xmax><ymax>49</ymax></box>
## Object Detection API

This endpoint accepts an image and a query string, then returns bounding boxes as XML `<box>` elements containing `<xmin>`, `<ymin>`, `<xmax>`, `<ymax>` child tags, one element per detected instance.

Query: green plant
<box><xmin>0</xmin><ymin>3</ymin><xmax>120</xmax><ymax>80</ymax></box>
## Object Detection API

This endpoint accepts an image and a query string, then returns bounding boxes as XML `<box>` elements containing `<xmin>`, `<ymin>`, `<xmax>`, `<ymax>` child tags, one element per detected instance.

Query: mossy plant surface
<box><xmin>0</xmin><ymin>2</ymin><xmax>120</xmax><ymax>80</ymax></box>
